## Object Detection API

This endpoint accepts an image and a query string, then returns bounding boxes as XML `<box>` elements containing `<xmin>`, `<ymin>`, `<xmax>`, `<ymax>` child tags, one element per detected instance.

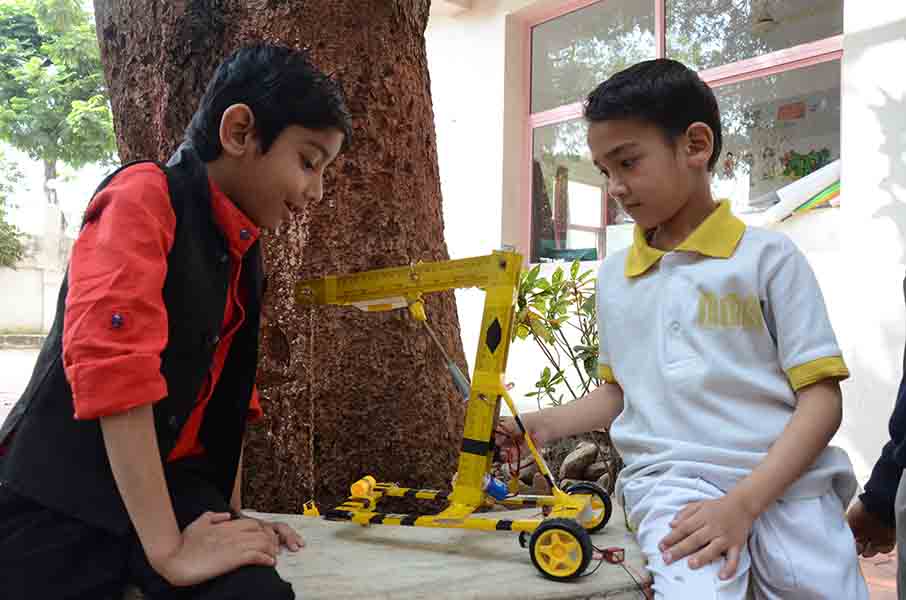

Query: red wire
<box><xmin>494</xmin><ymin>426</ymin><xmax>522</xmax><ymax>485</ymax></box>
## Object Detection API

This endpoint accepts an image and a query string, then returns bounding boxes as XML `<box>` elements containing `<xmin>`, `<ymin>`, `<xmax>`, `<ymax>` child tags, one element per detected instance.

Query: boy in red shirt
<box><xmin>0</xmin><ymin>44</ymin><xmax>351</xmax><ymax>599</ymax></box>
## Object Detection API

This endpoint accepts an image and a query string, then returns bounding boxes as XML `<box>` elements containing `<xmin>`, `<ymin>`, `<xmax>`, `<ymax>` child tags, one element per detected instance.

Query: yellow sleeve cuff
<box><xmin>786</xmin><ymin>355</ymin><xmax>850</xmax><ymax>391</ymax></box>
<box><xmin>597</xmin><ymin>364</ymin><xmax>616</xmax><ymax>384</ymax></box>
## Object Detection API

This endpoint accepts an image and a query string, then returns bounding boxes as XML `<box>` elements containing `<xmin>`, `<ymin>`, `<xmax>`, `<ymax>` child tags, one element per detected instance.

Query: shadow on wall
<box><xmin>837</xmin><ymin>18</ymin><xmax>906</xmax><ymax>483</ymax></box>
<box><xmin>872</xmin><ymin>88</ymin><xmax>906</xmax><ymax>265</ymax></box>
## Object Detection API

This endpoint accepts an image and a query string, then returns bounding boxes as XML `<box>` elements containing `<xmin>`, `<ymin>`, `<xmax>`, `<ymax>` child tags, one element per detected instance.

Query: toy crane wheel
<box><xmin>529</xmin><ymin>518</ymin><xmax>593</xmax><ymax>581</ymax></box>
<box><xmin>564</xmin><ymin>481</ymin><xmax>613</xmax><ymax>533</ymax></box>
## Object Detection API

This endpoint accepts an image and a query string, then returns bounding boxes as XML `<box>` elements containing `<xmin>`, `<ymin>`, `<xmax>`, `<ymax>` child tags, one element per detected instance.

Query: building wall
<box><xmin>426</xmin><ymin>2</ymin><xmax>906</xmax><ymax>485</ymax></box>
<box><xmin>0</xmin><ymin>204</ymin><xmax>71</xmax><ymax>333</ymax></box>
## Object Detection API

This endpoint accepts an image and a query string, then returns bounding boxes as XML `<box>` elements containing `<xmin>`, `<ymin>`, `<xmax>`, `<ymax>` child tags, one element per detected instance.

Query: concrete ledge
<box><xmin>127</xmin><ymin>507</ymin><xmax>649</xmax><ymax>599</ymax></box>
<box><xmin>0</xmin><ymin>334</ymin><xmax>45</xmax><ymax>349</ymax></box>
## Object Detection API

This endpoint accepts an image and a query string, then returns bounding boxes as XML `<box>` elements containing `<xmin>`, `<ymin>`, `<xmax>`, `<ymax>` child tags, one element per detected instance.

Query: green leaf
<box><xmin>531</xmin><ymin>319</ymin><xmax>555</xmax><ymax>344</ymax></box>
<box><xmin>570</xmin><ymin>259</ymin><xmax>580</xmax><ymax>280</ymax></box>
<box><xmin>541</xmin><ymin>366</ymin><xmax>551</xmax><ymax>381</ymax></box>
<box><xmin>552</xmin><ymin>267</ymin><xmax>563</xmax><ymax>286</ymax></box>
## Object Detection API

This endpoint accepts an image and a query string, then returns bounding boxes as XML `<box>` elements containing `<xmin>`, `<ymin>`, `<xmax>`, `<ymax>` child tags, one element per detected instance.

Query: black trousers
<box><xmin>0</xmin><ymin>464</ymin><xmax>295</xmax><ymax>600</ymax></box>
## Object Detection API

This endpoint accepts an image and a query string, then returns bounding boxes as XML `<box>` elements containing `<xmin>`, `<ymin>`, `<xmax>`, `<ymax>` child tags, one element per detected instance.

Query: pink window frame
<box><xmin>521</xmin><ymin>0</ymin><xmax>844</xmax><ymax>261</ymax></box>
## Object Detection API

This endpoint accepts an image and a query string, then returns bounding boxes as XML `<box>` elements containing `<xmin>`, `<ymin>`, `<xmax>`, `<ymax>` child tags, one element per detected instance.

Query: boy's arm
<box><xmin>231</xmin><ymin>445</ymin><xmax>244</xmax><ymax>513</ymax></box>
<box><xmin>499</xmin><ymin>382</ymin><xmax>623</xmax><ymax>452</ymax></box>
<box><xmin>102</xmin><ymin>406</ymin><xmax>279</xmax><ymax>586</ymax></box>
<box><xmin>659</xmin><ymin>379</ymin><xmax>843</xmax><ymax>578</ymax></box>
<box><xmin>535</xmin><ymin>382</ymin><xmax>624</xmax><ymax>443</ymax></box>
<box><xmin>729</xmin><ymin>379</ymin><xmax>842</xmax><ymax>515</ymax></box>
<box><xmin>100</xmin><ymin>406</ymin><xmax>186</xmax><ymax>571</ymax></box>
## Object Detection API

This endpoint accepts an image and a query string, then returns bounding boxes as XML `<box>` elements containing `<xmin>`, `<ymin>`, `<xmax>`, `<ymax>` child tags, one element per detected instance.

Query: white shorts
<box><xmin>622</xmin><ymin>473</ymin><xmax>869</xmax><ymax>599</ymax></box>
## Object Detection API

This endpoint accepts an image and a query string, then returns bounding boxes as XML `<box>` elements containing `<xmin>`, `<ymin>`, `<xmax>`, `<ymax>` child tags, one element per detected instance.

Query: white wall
<box><xmin>832</xmin><ymin>5</ymin><xmax>906</xmax><ymax>481</ymax></box>
<box><xmin>0</xmin><ymin>267</ymin><xmax>44</xmax><ymax>331</ymax></box>
<box><xmin>0</xmin><ymin>204</ymin><xmax>71</xmax><ymax>333</ymax></box>
<box><xmin>427</xmin><ymin>0</ymin><xmax>536</xmax><ymax>373</ymax></box>
<box><xmin>427</xmin><ymin>2</ymin><xmax>906</xmax><ymax>486</ymax></box>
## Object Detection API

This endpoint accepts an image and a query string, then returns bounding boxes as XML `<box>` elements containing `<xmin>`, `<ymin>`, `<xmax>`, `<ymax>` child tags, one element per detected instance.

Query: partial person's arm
<box><xmin>497</xmin><ymin>382</ymin><xmax>623</xmax><ymax>452</ymax></box>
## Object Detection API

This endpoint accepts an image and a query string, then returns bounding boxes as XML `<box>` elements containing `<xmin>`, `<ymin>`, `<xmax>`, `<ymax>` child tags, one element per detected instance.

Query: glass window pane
<box><xmin>567</xmin><ymin>229</ymin><xmax>600</xmax><ymax>250</ymax></box>
<box><xmin>567</xmin><ymin>180</ymin><xmax>603</xmax><ymax>228</ymax></box>
<box><xmin>531</xmin><ymin>119</ymin><xmax>605</xmax><ymax>263</ymax></box>
<box><xmin>531</xmin><ymin>0</ymin><xmax>655</xmax><ymax>114</ymax></box>
<box><xmin>667</xmin><ymin>0</ymin><xmax>843</xmax><ymax>71</ymax></box>
<box><xmin>712</xmin><ymin>60</ymin><xmax>841</xmax><ymax>214</ymax></box>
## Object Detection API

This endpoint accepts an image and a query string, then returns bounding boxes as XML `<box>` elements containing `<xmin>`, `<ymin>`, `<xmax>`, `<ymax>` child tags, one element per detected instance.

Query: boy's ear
<box><xmin>683</xmin><ymin>122</ymin><xmax>714</xmax><ymax>170</ymax></box>
<box><xmin>219</xmin><ymin>104</ymin><xmax>257</xmax><ymax>158</ymax></box>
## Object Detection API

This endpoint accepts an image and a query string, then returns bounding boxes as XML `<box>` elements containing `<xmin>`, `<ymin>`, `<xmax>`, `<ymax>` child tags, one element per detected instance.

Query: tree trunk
<box><xmin>43</xmin><ymin>158</ymin><xmax>57</xmax><ymax>206</ymax></box>
<box><xmin>93</xmin><ymin>0</ymin><xmax>469</xmax><ymax>513</ymax></box>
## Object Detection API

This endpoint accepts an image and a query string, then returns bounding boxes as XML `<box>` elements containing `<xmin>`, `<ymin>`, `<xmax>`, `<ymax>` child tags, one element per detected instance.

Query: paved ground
<box><xmin>0</xmin><ymin>348</ymin><xmax>38</xmax><ymax>425</ymax></box>
<box><xmin>243</xmin><ymin>508</ymin><xmax>650</xmax><ymax>600</ymax></box>
<box><xmin>0</xmin><ymin>347</ymin><xmax>898</xmax><ymax>598</ymax></box>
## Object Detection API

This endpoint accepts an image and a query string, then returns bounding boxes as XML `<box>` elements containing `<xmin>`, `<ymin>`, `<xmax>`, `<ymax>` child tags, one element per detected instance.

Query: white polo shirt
<box><xmin>597</xmin><ymin>201</ymin><xmax>857</xmax><ymax>504</ymax></box>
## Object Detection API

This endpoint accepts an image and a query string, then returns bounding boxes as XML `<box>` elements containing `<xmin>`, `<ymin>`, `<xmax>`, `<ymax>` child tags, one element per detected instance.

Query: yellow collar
<box><xmin>624</xmin><ymin>200</ymin><xmax>745</xmax><ymax>278</ymax></box>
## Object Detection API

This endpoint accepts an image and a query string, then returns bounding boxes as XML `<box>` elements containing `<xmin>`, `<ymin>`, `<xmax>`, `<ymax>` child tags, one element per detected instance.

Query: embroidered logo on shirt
<box><xmin>696</xmin><ymin>292</ymin><xmax>763</xmax><ymax>330</ymax></box>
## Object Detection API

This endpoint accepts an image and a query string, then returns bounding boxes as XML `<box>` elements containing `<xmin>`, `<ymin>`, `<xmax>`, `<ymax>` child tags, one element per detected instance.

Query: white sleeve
<box><xmin>764</xmin><ymin>237</ymin><xmax>849</xmax><ymax>392</ymax></box>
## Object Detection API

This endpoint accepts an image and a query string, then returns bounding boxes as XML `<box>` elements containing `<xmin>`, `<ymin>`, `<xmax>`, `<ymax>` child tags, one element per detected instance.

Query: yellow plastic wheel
<box><xmin>529</xmin><ymin>518</ymin><xmax>592</xmax><ymax>581</ymax></box>
<box><xmin>565</xmin><ymin>481</ymin><xmax>613</xmax><ymax>533</ymax></box>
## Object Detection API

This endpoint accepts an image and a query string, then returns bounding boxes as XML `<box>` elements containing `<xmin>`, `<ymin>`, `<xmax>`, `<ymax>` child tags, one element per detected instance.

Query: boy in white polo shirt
<box><xmin>499</xmin><ymin>59</ymin><xmax>867</xmax><ymax>598</ymax></box>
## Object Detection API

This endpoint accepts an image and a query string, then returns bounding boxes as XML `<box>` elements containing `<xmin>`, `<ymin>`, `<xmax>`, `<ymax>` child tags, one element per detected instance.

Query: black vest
<box><xmin>0</xmin><ymin>145</ymin><xmax>263</xmax><ymax>535</ymax></box>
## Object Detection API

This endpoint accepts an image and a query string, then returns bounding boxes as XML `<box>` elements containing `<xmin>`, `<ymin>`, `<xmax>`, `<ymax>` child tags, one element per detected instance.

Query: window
<box><xmin>526</xmin><ymin>0</ymin><xmax>844</xmax><ymax>263</ymax></box>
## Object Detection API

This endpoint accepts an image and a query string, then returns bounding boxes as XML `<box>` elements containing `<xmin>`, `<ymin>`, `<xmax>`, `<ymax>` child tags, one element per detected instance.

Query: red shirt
<box><xmin>62</xmin><ymin>163</ymin><xmax>262</xmax><ymax>462</ymax></box>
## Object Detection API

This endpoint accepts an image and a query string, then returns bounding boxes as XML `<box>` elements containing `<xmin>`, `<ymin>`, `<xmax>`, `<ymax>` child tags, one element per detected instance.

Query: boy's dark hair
<box><xmin>584</xmin><ymin>59</ymin><xmax>722</xmax><ymax>171</ymax></box>
<box><xmin>186</xmin><ymin>44</ymin><xmax>353</xmax><ymax>161</ymax></box>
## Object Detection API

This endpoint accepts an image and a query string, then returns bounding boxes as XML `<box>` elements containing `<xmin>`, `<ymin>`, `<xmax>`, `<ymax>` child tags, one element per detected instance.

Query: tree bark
<box><xmin>43</xmin><ymin>158</ymin><xmax>57</xmax><ymax>206</ymax></box>
<box><xmin>94</xmin><ymin>0</ymin><xmax>468</xmax><ymax>512</ymax></box>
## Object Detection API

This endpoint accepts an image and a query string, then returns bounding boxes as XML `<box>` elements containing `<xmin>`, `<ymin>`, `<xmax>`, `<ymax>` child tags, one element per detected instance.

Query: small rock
<box><xmin>596</xmin><ymin>473</ymin><xmax>612</xmax><ymax>493</ymax></box>
<box><xmin>532</xmin><ymin>472</ymin><xmax>551</xmax><ymax>494</ymax></box>
<box><xmin>585</xmin><ymin>460</ymin><xmax>609</xmax><ymax>481</ymax></box>
<box><xmin>518</xmin><ymin>460</ymin><xmax>539</xmax><ymax>485</ymax></box>
<box><xmin>558</xmin><ymin>442</ymin><xmax>598</xmax><ymax>480</ymax></box>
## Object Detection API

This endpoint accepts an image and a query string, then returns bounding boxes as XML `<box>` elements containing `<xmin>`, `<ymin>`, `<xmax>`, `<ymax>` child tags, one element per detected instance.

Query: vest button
<box><xmin>239</xmin><ymin>228</ymin><xmax>251</xmax><ymax>241</ymax></box>
<box><xmin>168</xmin><ymin>415</ymin><xmax>179</xmax><ymax>430</ymax></box>
<box><xmin>219</xmin><ymin>253</ymin><xmax>229</xmax><ymax>264</ymax></box>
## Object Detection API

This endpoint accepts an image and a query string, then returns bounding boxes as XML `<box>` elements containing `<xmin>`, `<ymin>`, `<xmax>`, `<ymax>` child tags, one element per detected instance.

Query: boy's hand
<box><xmin>253</xmin><ymin>518</ymin><xmax>305</xmax><ymax>552</ymax></box>
<box><xmin>658</xmin><ymin>495</ymin><xmax>755</xmax><ymax>580</ymax></box>
<box><xmin>153</xmin><ymin>511</ymin><xmax>280</xmax><ymax>587</ymax></box>
<box><xmin>847</xmin><ymin>499</ymin><xmax>896</xmax><ymax>557</ymax></box>
<box><xmin>495</xmin><ymin>413</ymin><xmax>550</xmax><ymax>461</ymax></box>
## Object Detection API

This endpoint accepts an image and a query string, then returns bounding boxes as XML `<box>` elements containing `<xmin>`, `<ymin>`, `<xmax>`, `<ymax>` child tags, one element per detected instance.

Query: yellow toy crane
<box><xmin>295</xmin><ymin>250</ymin><xmax>612</xmax><ymax>580</ymax></box>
